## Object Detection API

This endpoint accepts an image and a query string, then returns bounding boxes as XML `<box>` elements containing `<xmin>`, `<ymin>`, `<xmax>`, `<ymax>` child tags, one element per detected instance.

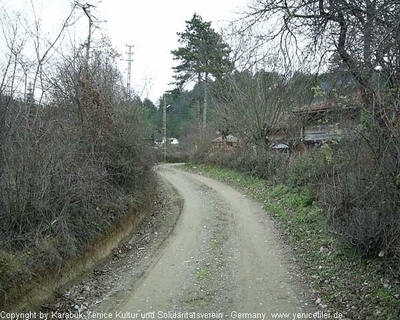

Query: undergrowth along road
<box><xmin>184</xmin><ymin>163</ymin><xmax>400</xmax><ymax>320</ymax></box>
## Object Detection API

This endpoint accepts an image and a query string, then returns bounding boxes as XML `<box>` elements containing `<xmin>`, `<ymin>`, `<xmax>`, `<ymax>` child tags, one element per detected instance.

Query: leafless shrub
<box><xmin>0</xmin><ymin>4</ymin><xmax>156</xmax><ymax>307</ymax></box>
<box><xmin>319</xmin><ymin>134</ymin><xmax>400</xmax><ymax>271</ymax></box>
<box><xmin>231</xmin><ymin>0</ymin><xmax>400</xmax><ymax>274</ymax></box>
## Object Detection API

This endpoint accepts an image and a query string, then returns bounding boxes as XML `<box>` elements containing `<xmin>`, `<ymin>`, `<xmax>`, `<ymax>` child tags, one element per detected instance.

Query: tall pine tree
<box><xmin>171</xmin><ymin>13</ymin><xmax>231</xmax><ymax>128</ymax></box>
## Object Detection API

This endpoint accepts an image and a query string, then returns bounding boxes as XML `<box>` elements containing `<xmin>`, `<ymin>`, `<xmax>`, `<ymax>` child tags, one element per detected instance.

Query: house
<box><xmin>264</xmin><ymin>93</ymin><xmax>362</xmax><ymax>152</ymax></box>
<box><xmin>293</xmin><ymin>95</ymin><xmax>361</xmax><ymax>146</ymax></box>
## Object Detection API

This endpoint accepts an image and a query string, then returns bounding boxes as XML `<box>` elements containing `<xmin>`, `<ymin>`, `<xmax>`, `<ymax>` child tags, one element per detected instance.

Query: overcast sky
<box><xmin>99</xmin><ymin>0</ymin><xmax>248</xmax><ymax>102</ymax></box>
<box><xmin>2</xmin><ymin>0</ymin><xmax>249</xmax><ymax>103</ymax></box>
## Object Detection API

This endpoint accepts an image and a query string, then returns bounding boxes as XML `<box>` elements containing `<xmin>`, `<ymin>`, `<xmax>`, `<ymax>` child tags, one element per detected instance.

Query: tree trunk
<box><xmin>203</xmin><ymin>72</ymin><xmax>208</xmax><ymax>128</ymax></box>
<box><xmin>197</xmin><ymin>72</ymin><xmax>201</xmax><ymax>128</ymax></box>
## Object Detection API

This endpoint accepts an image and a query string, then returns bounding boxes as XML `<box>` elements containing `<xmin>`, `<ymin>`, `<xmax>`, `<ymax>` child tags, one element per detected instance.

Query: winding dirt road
<box><xmin>115</xmin><ymin>164</ymin><xmax>311</xmax><ymax>318</ymax></box>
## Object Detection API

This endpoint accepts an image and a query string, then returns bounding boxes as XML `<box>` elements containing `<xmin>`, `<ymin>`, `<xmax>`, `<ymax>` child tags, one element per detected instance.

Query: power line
<box><xmin>126</xmin><ymin>44</ymin><xmax>134</xmax><ymax>98</ymax></box>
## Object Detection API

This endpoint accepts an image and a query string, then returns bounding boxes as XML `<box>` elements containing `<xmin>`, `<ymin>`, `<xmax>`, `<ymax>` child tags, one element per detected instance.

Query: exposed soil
<box><xmin>39</xmin><ymin>171</ymin><xmax>183</xmax><ymax>315</ymax></box>
<box><xmin>39</xmin><ymin>164</ymin><xmax>314</xmax><ymax>319</ymax></box>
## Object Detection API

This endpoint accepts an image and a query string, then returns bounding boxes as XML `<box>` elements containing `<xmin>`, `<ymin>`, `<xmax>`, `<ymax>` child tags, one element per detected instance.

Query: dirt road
<box><xmin>114</xmin><ymin>164</ymin><xmax>311</xmax><ymax>318</ymax></box>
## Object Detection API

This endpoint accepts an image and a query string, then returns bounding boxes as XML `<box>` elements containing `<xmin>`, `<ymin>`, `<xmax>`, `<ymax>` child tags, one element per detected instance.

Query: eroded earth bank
<box><xmin>41</xmin><ymin>164</ymin><xmax>313</xmax><ymax>319</ymax></box>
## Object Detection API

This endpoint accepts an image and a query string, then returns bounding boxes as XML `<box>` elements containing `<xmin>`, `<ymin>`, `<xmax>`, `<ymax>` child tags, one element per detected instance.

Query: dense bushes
<box><xmin>191</xmin><ymin>140</ymin><xmax>327</xmax><ymax>187</ymax></box>
<box><xmin>0</xmin><ymin>100</ymin><xmax>156</xmax><ymax>304</ymax></box>
<box><xmin>285</xmin><ymin>146</ymin><xmax>329</xmax><ymax>188</ymax></box>
<box><xmin>192</xmin><ymin>142</ymin><xmax>287</xmax><ymax>183</ymax></box>
<box><xmin>0</xmin><ymin>47</ymin><xmax>156</xmax><ymax>306</ymax></box>
<box><xmin>319</xmin><ymin>138</ymin><xmax>400</xmax><ymax>267</ymax></box>
<box><xmin>189</xmin><ymin>135</ymin><xmax>400</xmax><ymax>275</ymax></box>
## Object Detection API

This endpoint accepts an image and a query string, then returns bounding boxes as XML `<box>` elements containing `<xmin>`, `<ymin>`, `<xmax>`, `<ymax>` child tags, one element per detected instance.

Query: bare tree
<box><xmin>26</xmin><ymin>2</ymin><xmax>78</xmax><ymax>107</ymax></box>
<box><xmin>0</xmin><ymin>2</ymin><xmax>157</xmax><ymax>309</ymax></box>
<box><xmin>241</xmin><ymin>0</ymin><xmax>400</xmax><ymax>264</ymax></box>
<box><xmin>242</xmin><ymin>1</ymin><xmax>400</xmax><ymax>116</ymax></box>
<box><xmin>212</xmin><ymin>68</ymin><xmax>294</xmax><ymax>146</ymax></box>
<box><xmin>0</xmin><ymin>11</ymin><xmax>28</xmax><ymax>134</ymax></box>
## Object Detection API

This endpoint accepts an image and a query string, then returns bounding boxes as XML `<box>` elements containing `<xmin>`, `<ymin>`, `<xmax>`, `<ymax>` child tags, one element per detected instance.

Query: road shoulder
<box><xmin>40</xmin><ymin>174</ymin><xmax>183</xmax><ymax>314</ymax></box>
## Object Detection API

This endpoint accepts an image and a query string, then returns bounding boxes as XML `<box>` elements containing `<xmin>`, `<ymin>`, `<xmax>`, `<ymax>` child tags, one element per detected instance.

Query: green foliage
<box><xmin>356</xmin><ymin>108</ymin><xmax>374</xmax><ymax>137</ymax></box>
<box><xmin>195</xmin><ymin>144</ymin><xmax>286</xmax><ymax>183</ymax></box>
<box><xmin>171</xmin><ymin>13</ymin><xmax>231</xmax><ymax>88</ymax></box>
<box><xmin>285</xmin><ymin>150</ymin><xmax>328</xmax><ymax>187</ymax></box>
<box><xmin>146</xmin><ymin>90</ymin><xmax>197</xmax><ymax>140</ymax></box>
<box><xmin>170</xmin><ymin>13</ymin><xmax>232</xmax><ymax>128</ymax></box>
<box><xmin>0</xmin><ymin>250</ymin><xmax>29</xmax><ymax>293</ymax></box>
<box><xmin>311</xmin><ymin>85</ymin><xmax>325</xmax><ymax>98</ymax></box>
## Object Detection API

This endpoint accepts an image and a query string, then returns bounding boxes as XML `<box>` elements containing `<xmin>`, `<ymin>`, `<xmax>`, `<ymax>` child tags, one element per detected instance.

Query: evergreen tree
<box><xmin>171</xmin><ymin>13</ymin><xmax>231</xmax><ymax>128</ymax></box>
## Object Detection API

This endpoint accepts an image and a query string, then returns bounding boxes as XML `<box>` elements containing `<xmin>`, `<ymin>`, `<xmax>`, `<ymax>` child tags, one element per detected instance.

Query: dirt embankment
<box><xmin>23</xmin><ymin>164</ymin><xmax>313</xmax><ymax>319</ymax></box>
<box><xmin>36</xmin><ymin>173</ymin><xmax>183</xmax><ymax>314</ymax></box>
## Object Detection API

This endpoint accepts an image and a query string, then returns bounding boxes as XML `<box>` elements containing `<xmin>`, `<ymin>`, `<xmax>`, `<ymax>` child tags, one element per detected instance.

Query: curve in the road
<box><xmin>116</xmin><ymin>164</ymin><xmax>312</xmax><ymax>318</ymax></box>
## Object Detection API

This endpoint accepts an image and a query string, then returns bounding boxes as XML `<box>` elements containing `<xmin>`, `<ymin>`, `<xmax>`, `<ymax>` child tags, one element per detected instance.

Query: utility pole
<box><xmin>126</xmin><ymin>44</ymin><xmax>134</xmax><ymax>98</ymax></box>
<box><xmin>163</xmin><ymin>94</ymin><xmax>167</xmax><ymax>161</ymax></box>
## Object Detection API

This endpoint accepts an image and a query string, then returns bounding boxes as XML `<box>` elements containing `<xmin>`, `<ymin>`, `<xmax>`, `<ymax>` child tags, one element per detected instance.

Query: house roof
<box><xmin>293</xmin><ymin>92</ymin><xmax>363</xmax><ymax>115</ymax></box>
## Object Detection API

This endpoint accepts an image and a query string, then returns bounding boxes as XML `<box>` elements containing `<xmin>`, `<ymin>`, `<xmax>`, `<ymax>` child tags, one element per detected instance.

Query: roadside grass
<box><xmin>184</xmin><ymin>163</ymin><xmax>400</xmax><ymax>320</ymax></box>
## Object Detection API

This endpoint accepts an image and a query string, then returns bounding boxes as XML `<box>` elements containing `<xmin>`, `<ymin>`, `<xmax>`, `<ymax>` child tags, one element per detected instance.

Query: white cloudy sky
<box><xmin>2</xmin><ymin>0</ymin><xmax>249</xmax><ymax>102</ymax></box>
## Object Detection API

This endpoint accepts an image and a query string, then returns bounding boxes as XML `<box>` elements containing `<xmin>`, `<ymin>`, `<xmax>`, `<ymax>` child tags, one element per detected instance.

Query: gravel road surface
<box><xmin>115</xmin><ymin>164</ymin><xmax>311</xmax><ymax>319</ymax></box>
